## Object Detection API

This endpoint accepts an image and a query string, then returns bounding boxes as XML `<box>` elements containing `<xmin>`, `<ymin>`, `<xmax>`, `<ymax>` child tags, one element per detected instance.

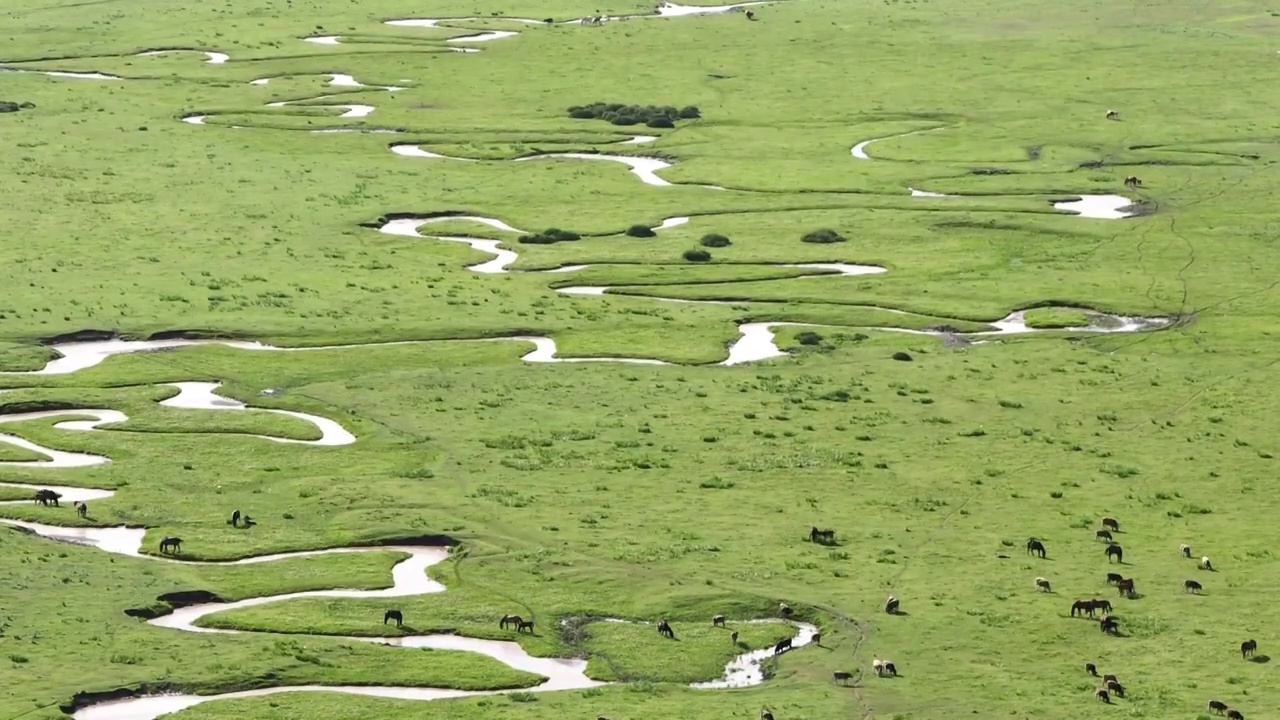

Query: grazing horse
<box><xmin>833</xmin><ymin>671</ymin><xmax>853</xmax><ymax>685</ymax></box>
<box><xmin>885</xmin><ymin>595</ymin><xmax>900</xmax><ymax>614</ymax></box>
<box><xmin>1085</xmin><ymin>662</ymin><xmax>1098</xmax><ymax>676</ymax></box>
<box><xmin>1124</xmin><ymin>176</ymin><xmax>1142</xmax><ymax>188</ymax></box>
<box><xmin>1226</xmin><ymin>709</ymin><xmax>1244</xmax><ymax>720</ymax></box>
<box><xmin>811</xmin><ymin>632</ymin><xmax>822</xmax><ymax>647</ymax></box>
<box><xmin>1241</xmin><ymin>639</ymin><xmax>1257</xmax><ymax>659</ymax></box>
<box><xmin>499</xmin><ymin>614</ymin><xmax>523</xmax><ymax>630</ymax></box>
<box><xmin>809</xmin><ymin>526</ymin><xmax>835</xmax><ymax>544</ymax></box>
<box><xmin>1026</xmin><ymin>539</ymin><xmax>1046</xmax><ymax>558</ymax></box>
<box><xmin>1116</xmin><ymin>578</ymin><xmax>1135</xmax><ymax>597</ymax></box>
<box><xmin>1105</xmin><ymin>110</ymin><xmax>1119</xmax><ymax>120</ymax></box>
<box><xmin>1101</xmin><ymin>517</ymin><xmax>1120</xmax><ymax>532</ymax></box>
<box><xmin>1105</xmin><ymin>572</ymin><xmax>1124</xmax><ymax>585</ymax></box>
<box><xmin>759</xmin><ymin>710</ymin><xmax>774</xmax><ymax>720</ymax></box>
<box><xmin>75</xmin><ymin>501</ymin><xmax>87</xmax><ymax>518</ymax></box>
<box><xmin>1095</xmin><ymin>688</ymin><xmax>1111</xmax><ymax>703</ymax></box>
<box><xmin>159</xmin><ymin>536</ymin><xmax>182</xmax><ymax>554</ymax></box>
<box><xmin>712</xmin><ymin>614</ymin><xmax>726</xmax><ymax>627</ymax></box>
<box><xmin>1185</xmin><ymin>579</ymin><xmax>1203</xmax><ymax>593</ymax></box>
<box><xmin>881</xmin><ymin>661</ymin><xmax>897</xmax><ymax>677</ymax></box>
<box><xmin>1105</xmin><ymin>544</ymin><xmax>1123</xmax><ymax>563</ymax></box>
<box><xmin>1071</xmin><ymin>600</ymin><xmax>1097</xmax><ymax>618</ymax></box>
<box><xmin>730</xmin><ymin>630</ymin><xmax>739</xmax><ymax>645</ymax></box>
<box><xmin>745</xmin><ymin>10</ymin><xmax>756</xmax><ymax>20</ymax></box>
<box><xmin>383</xmin><ymin>609</ymin><xmax>403</xmax><ymax>626</ymax></box>
<box><xmin>1200</xmin><ymin>556</ymin><xmax>1214</xmax><ymax>571</ymax></box>
<box><xmin>1095</xmin><ymin>529</ymin><xmax>1113</xmax><ymax>542</ymax></box>
<box><xmin>1208</xmin><ymin>700</ymin><xmax>1228</xmax><ymax>715</ymax></box>
<box><xmin>1180</xmin><ymin>543</ymin><xmax>1192</xmax><ymax>558</ymax></box>
<box><xmin>34</xmin><ymin>489</ymin><xmax>62</xmax><ymax>507</ymax></box>
<box><xmin>1035</xmin><ymin>577</ymin><xmax>1051</xmax><ymax>592</ymax></box>
<box><xmin>1106</xmin><ymin>679</ymin><xmax>1125</xmax><ymax>697</ymax></box>
<box><xmin>1100</xmin><ymin>615</ymin><xmax>1119</xmax><ymax>634</ymax></box>
<box><xmin>1093</xmin><ymin>599</ymin><xmax>1113</xmax><ymax>613</ymax></box>
<box><xmin>231</xmin><ymin>509</ymin><xmax>241</xmax><ymax>527</ymax></box>
<box><xmin>657</xmin><ymin>619</ymin><xmax>675</xmax><ymax>639</ymax></box>
<box><xmin>774</xmin><ymin>638</ymin><xmax>792</xmax><ymax>655</ymax></box>
<box><xmin>517</xmin><ymin>619</ymin><xmax>535</xmax><ymax>633</ymax></box>
<box><xmin>779</xmin><ymin>602</ymin><xmax>793</xmax><ymax>617</ymax></box>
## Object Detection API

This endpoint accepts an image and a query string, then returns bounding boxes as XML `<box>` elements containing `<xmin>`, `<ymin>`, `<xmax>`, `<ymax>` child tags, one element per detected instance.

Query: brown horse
<box><xmin>1185</xmin><ymin>579</ymin><xmax>1203</xmax><ymax>593</ymax></box>
<box><xmin>1026</xmin><ymin>539</ymin><xmax>1046</xmax><ymax>558</ymax></box>
<box><xmin>1100</xmin><ymin>615</ymin><xmax>1119</xmax><ymax>634</ymax></box>
<box><xmin>1124</xmin><ymin>176</ymin><xmax>1142</xmax><ymax>188</ymax></box>
<box><xmin>1101</xmin><ymin>517</ymin><xmax>1120</xmax><ymax>532</ymax></box>
<box><xmin>1105</xmin><ymin>572</ymin><xmax>1124</xmax><ymax>585</ymax></box>
<box><xmin>500</xmin><ymin>614</ymin><xmax>523</xmax><ymax>630</ymax></box>
<box><xmin>1116</xmin><ymin>578</ymin><xmax>1135</xmax><ymax>597</ymax></box>
<box><xmin>1226</xmin><ymin>709</ymin><xmax>1244</xmax><ymax>720</ymax></box>
<box><xmin>1208</xmin><ymin>700</ymin><xmax>1228</xmax><ymax>715</ymax></box>
<box><xmin>1085</xmin><ymin>662</ymin><xmax>1098</xmax><ymax>676</ymax></box>
<box><xmin>1095</xmin><ymin>688</ymin><xmax>1111</xmax><ymax>703</ymax></box>
<box><xmin>1095</xmin><ymin>529</ymin><xmax>1113</xmax><ymax>542</ymax></box>
<box><xmin>517</xmin><ymin>619</ymin><xmax>535</xmax><ymax>633</ymax></box>
<box><xmin>712</xmin><ymin>614</ymin><xmax>726</xmax><ymax>627</ymax></box>
<box><xmin>1106</xmin><ymin>679</ymin><xmax>1125</xmax><ymax>697</ymax></box>
<box><xmin>1071</xmin><ymin>600</ymin><xmax>1098</xmax><ymax>618</ymax></box>
<box><xmin>1093</xmin><ymin>599</ymin><xmax>1114</xmax><ymax>613</ymax></box>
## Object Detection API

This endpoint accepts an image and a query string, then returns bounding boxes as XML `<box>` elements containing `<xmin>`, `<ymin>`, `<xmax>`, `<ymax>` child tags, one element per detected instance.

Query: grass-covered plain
<box><xmin>3</xmin><ymin>0</ymin><xmax>1280</xmax><ymax>719</ymax></box>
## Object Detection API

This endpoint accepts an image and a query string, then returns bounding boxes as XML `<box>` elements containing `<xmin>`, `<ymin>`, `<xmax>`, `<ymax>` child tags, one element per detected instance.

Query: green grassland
<box><xmin>3</xmin><ymin>0</ymin><xmax>1280</xmax><ymax>720</ymax></box>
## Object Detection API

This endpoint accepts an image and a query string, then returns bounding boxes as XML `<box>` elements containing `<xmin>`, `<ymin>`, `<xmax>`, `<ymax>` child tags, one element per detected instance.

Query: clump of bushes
<box><xmin>796</xmin><ymin>331</ymin><xmax>824</xmax><ymax>346</ymax></box>
<box><xmin>683</xmin><ymin>248</ymin><xmax>712</xmax><ymax>262</ymax></box>
<box><xmin>0</xmin><ymin>100</ymin><xmax>34</xmax><ymax>113</ymax></box>
<box><xmin>625</xmin><ymin>224</ymin><xmax>655</xmax><ymax>238</ymax></box>
<box><xmin>699</xmin><ymin>233</ymin><xmax>731</xmax><ymax>248</ymax></box>
<box><xmin>518</xmin><ymin>228</ymin><xmax>580</xmax><ymax>245</ymax></box>
<box><xmin>801</xmin><ymin>229</ymin><xmax>846</xmax><ymax>244</ymax></box>
<box><xmin>566</xmin><ymin>102</ymin><xmax>701</xmax><ymax>128</ymax></box>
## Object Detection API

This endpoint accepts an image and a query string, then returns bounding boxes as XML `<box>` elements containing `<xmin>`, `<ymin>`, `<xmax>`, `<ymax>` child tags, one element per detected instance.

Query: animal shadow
<box><xmin>1248</xmin><ymin>654</ymin><xmax>1271</xmax><ymax>664</ymax></box>
<box><xmin>889</xmin><ymin>610</ymin><xmax>910</xmax><ymax>617</ymax></box>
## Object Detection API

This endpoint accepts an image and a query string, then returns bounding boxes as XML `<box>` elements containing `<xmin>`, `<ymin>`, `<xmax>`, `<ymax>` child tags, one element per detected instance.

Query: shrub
<box><xmin>699</xmin><ymin>233</ymin><xmax>731</xmax><ymax>248</ymax></box>
<box><xmin>796</xmin><ymin>331</ymin><xmax>824</xmax><ymax>346</ymax></box>
<box><xmin>683</xmin><ymin>248</ymin><xmax>711</xmax><ymax>262</ymax></box>
<box><xmin>565</xmin><ymin>102</ymin><xmax>699</xmax><ymax>126</ymax></box>
<box><xmin>801</xmin><ymin>229</ymin><xmax>846</xmax><ymax>244</ymax></box>
<box><xmin>519</xmin><ymin>227</ymin><xmax>581</xmax><ymax>244</ymax></box>
<box><xmin>625</xmin><ymin>224</ymin><xmax>655</xmax><ymax>238</ymax></box>
<box><xmin>892</xmin><ymin>351</ymin><xmax>913</xmax><ymax>362</ymax></box>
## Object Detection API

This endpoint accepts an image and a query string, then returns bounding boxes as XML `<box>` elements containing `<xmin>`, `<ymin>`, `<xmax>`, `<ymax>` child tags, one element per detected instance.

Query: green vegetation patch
<box><xmin>567</xmin><ymin>102</ymin><xmax>700</xmax><ymax>128</ymax></box>
<box><xmin>1023</xmin><ymin>307</ymin><xmax>1093</xmax><ymax>329</ymax></box>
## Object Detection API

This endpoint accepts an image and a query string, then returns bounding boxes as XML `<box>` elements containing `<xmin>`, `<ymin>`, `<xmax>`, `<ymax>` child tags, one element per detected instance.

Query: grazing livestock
<box><xmin>657</xmin><ymin>619</ymin><xmax>674</xmax><ymax>639</ymax></box>
<box><xmin>159</xmin><ymin>536</ymin><xmax>182</xmax><ymax>554</ymax></box>
<box><xmin>1072</xmin><ymin>599</ymin><xmax>1098</xmax><ymax>618</ymax></box>
<box><xmin>500</xmin><ymin>614</ymin><xmax>523</xmax><ymax>630</ymax></box>
<box><xmin>1124</xmin><ymin>176</ymin><xmax>1142</xmax><ymax>188</ymax></box>
<box><xmin>1095</xmin><ymin>688</ymin><xmax>1111</xmax><ymax>703</ymax></box>
<box><xmin>1241</xmin><ymin>639</ymin><xmax>1257</xmax><ymax>659</ymax></box>
<box><xmin>885</xmin><ymin>595</ymin><xmax>900</xmax><ymax>614</ymax></box>
<box><xmin>730</xmin><ymin>630</ymin><xmax>739</xmax><ymax>645</ymax></box>
<box><xmin>760</xmin><ymin>710</ymin><xmax>774</xmax><ymax>720</ymax></box>
<box><xmin>882</xmin><ymin>661</ymin><xmax>897</xmax><ymax>676</ymax></box>
<box><xmin>383</xmin><ymin>609</ymin><xmax>403</xmax><ymax>626</ymax></box>
<box><xmin>1185</xmin><ymin>579</ymin><xmax>1203</xmax><ymax>593</ymax></box>
<box><xmin>1100</xmin><ymin>615</ymin><xmax>1119</xmax><ymax>634</ymax></box>
<box><xmin>1026</xmin><ymin>539</ymin><xmax>1046</xmax><ymax>558</ymax></box>
<box><xmin>1106</xmin><ymin>679</ymin><xmax>1125</xmax><ymax>697</ymax></box>
<box><xmin>1208</xmin><ymin>700</ymin><xmax>1229</xmax><ymax>715</ymax></box>
<box><xmin>1106</xmin><ymin>572</ymin><xmax>1124</xmax><ymax>585</ymax></box>
<box><xmin>1106</xmin><ymin>110</ymin><xmax>1119</xmax><ymax>120</ymax></box>
<box><xmin>1035</xmin><ymin>577</ymin><xmax>1051</xmax><ymax>592</ymax></box>
<box><xmin>1180</xmin><ymin>543</ymin><xmax>1192</xmax><ymax>558</ymax></box>
<box><xmin>75</xmin><ymin>501</ymin><xmax>87</xmax><ymax>518</ymax></box>
<box><xmin>1117</xmin><ymin>578</ymin><xmax>1135</xmax><ymax>597</ymax></box>
<box><xmin>1200</xmin><ymin>556</ymin><xmax>1214</xmax><ymax>571</ymax></box>
<box><xmin>1093</xmin><ymin>599</ymin><xmax>1113</xmax><ymax>613</ymax></box>
<box><xmin>712</xmin><ymin>614</ymin><xmax>726</xmax><ymax>627</ymax></box>
<box><xmin>833</xmin><ymin>671</ymin><xmax>853</xmax><ymax>685</ymax></box>
<box><xmin>34</xmin><ymin>489</ymin><xmax>62</xmax><ymax>507</ymax></box>
<box><xmin>872</xmin><ymin>657</ymin><xmax>884</xmax><ymax>674</ymax></box>
<box><xmin>1105</xmin><ymin>544</ymin><xmax>1124</xmax><ymax>563</ymax></box>
<box><xmin>1227</xmin><ymin>709</ymin><xmax>1244</xmax><ymax>720</ymax></box>
<box><xmin>746</xmin><ymin>10</ymin><xmax>756</xmax><ymax>19</ymax></box>
<box><xmin>812</xmin><ymin>632</ymin><xmax>822</xmax><ymax>646</ymax></box>
<box><xmin>1102</xmin><ymin>517</ymin><xmax>1120</xmax><ymax>532</ymax></box>
<box><xmin>517</xmin><ymin>619</ymin><xmax>535</xmax><ymax>633</ymax></box>
<box><xmin>809</xmin><ymin>526</ymin><xmax>835</xmax><ymax>544</ymax></box>
<box><xmin>1085</xmin><ymin>662</ymin><xmax>1098</xmax><ymax>676</ymax></box>
<box><xmin>1096</xmin><ymin>529</ymin><xmax>1113</xmax><ymax>542</ymax></box>
<box><xmin>779</xmin><ymin>602</ymin><xmax>793</xmax><ymax>617</ymax></box>
<box><xmin>774</xmin><ymin>637</ymin><xmax>792</xmax><ymax>655</ymax></box>
<box><xmin>231</xmin><ymin>509</ymin><xmax>241</xmax><ymax>527</ymax></box>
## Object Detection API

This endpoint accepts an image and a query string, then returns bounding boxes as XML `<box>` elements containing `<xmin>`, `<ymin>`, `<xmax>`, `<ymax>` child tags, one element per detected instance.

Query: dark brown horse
<box><xmin>159</xmin><ymin>536</ymin><xmax>182</xmax><ymax>554</ymax></box>
<box><xmin>1100</xmin><ymin>615</ymin><xmax>1119</xmax><ymax>634</ymax></box>
<box><xmin>1105</xmin><ymin>544</ymin><xmax>1123</xmax><ymax>563</ymax></box>
<box><xmin>500</xmin><ymin>614</ymin><xmax>523</xmax><ymax>630</ymax></box>
<box><xmin>1026</xmin><ymin>539</ymin><xmax>1046</xmax><ymax>558</ymax></box>
<box><xmin>1116</xmin><ymin>578</ymin><xmax>1135</xmax><ymax>597</ymax></box>
<box><xmin>1124</xmin><ymin>176</ymin><xmax>1142</xmax><ymax>189</ymax></box>
<box><xmin>1185</xmin><ymin>579</ymin><xmax>1203</xmax><ymax>593</ymax></box>
<box><xmin>1106</xmin><ymin>679</ymin><xmax>1125</xmax><ymax>697</ymax></box>
<box><xmin>1071</xmin><ymin>600</ymin><xmax>1098</xmax><ymax>618</ymax></box>
<box><xmin>1208</xmin><ymin>700</ymin><xmax>1228</xmax><ymax>715</ymax></box>
<box><xmin>517</xmin><ymin>619</ymin><xmax>535</xmax><ymax>633</ymax></box>
<box><xmin>1085</xmin><ymin>662</ymin><xmax>1098</xmax><ymax>676</ymax></box>
<box><xmin>1101</xmin><ymin>517</ymin><xmax>1120</xmax><ymax>532</ymax></box>
<box><xmin>1226</xmin><ymin>709</ymin><xmax>1244</xmax><ymax>720</ymax></box>
<box><xmin>1093</xmin><ymin>599</ymin><xmax>1113</xmax><ymax>613</ymax></box>
<box><xmin>1095</xmin><ymin>688</ymin><xmax>1111</xmax><ymax>703</ymax></box>
<box><xmin>1105</xmin><ymin>572</ymin><xmax>1123</xmax><ymax>585</ymax></box>
<box><xmin>1095</xmin><ymin>529</ymin><xmax>1113</xmax><ymax>542</ymax></box>
<box><xmin>383</xmin><ymin>609</ymin><xmax>403</xmax><ymax>626</ymax></box>
<box><xmin>1241</xmin><ymin>639</ymin><xmax>1257</xmax><ymax>659</ymax></box>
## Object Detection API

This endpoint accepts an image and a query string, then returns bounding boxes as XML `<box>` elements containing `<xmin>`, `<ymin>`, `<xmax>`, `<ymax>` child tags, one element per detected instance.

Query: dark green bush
<box><xmin>519</xmin><ymin>227</ymin><xmax>581</xmax><ymax>245</ymax></box>
<box><xmin>625</xmin><ymin>224</ymin><xmax>655</xmax><ymax>238</ymax></box>
<box><xmin>700</xmin><ymin>233</ymin><xmax>731</xmax><ymax>248</ymax></box>
<box><xmin>801</xmin><ymin>229</ymin><xmax>846</xmax><ymax>244</ymax></box>
<box><xmin>566</xmin><ymin>102</ymin><xmax>700</xmax><ymax>127</ymax></box>
<box><xmin>796</xmin><ymin>331</ymin><xmax>824</xmax><ymax>346</ymax></box>
<box><xmin>683</xmin><ymin>249</ymin><xmax>712</xmax><ymax>262</ymax></box>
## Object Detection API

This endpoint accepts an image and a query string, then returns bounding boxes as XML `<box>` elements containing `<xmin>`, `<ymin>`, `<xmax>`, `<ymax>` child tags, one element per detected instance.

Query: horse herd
<box><xmin>31</xmin><ymin>489</ymin><xmax>87</xmax><ymax>517</ymax></box>
<box><xmin>1027</xmin><ymin>515</ymin><xmax>1256</xmax><ymax>718</ymax></box>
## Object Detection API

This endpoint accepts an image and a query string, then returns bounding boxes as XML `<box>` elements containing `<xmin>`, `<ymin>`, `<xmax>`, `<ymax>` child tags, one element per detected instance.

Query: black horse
<box><xmin>1105</xmin><ymin>572</ymin><xmax>1123</xmax><ymax>585</ymax></box>
<box><xmin>1071</xmin><ymin>600</ymin><xmax>1098</xmax><ymax>618</ymax></box>
<box><xmin>1100</xmin><ymin>616</ymin><xmax>1119</xmax><ymax>634</ymax></box>
<box><xmin>657</xmin><ymin>619</ymin><xmax>675</xmax><ymax>639</ymax></box>
<box><xmin>384</xmin><ymin>609</ymin><xmax>403</xmax><ymax>626</ymax></box>
<box><xmin>1241</xmin><ymin>639</ymin><xmax>1257</xmax><ymax>659</ymax></box>
<box><xmin>809</xmin><ymin>527</ymin><xmax>835</xmax><ymax>544</ymax></box>
<box><xmin>500</xmin><ymin>614</ymin><xmax>523</xmax><ymax>630</ymax></box>
<box><xmin>159</xmin><ymin>536</ymin><xmax>182</xmax><ymax>554</ymax></box>
<box><xmin>1105</xmin><ymin>544</ymin><xmax>1123</xmax><ymax>563</ymax></box>
<box><xmin>774</xmin><ymin>637</ymin><xmax>792</xmax><ymax>655</ymax></box>
<box><xmin>34</xmin><ymin>489</ymin><xmax>62</xmax><ymax>507</ymax></box>
<box><xmin>230</xmin><ymin>509</ymin><xmax>241</xmax><ymax>527</ymax></box>
<box><xmin>884</xmin><ymin>596</ymin><xmax>900</xmax><ymax>614</ymax></box>
<box><xmin>1116</xmin><ymin>578</ymin><xmax>1135</xmax><ymax>597</ymax></box>
<box><xmin>1185</xmin><ymin>579</ymin><xmax>1203</xmax><ymax>593</ymax></box>
<box><xmin>1095</xmin><ymin>529</ymin><xmax>1113</xmax><ymax>542</ymax></box>
<box><xmin>517</xmin><ymin>619</ymin><xmax>535</xmax><ymax>633</ymax></box>
<box><xmin>1026</xmin><ymin>539</ymin><xmax>1046</xmax><ymax>558</ymax></box>
<box><xmin>1085</xmin><ymin>662</ymin><xmax>1098</xmax><ymax>676</ymax></box>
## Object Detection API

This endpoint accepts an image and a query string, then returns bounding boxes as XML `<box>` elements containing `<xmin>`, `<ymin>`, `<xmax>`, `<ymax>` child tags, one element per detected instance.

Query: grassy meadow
<box><xmin>3</xmin><ymin>0</ymin><xmax>1280</xmax><ymax>720</ymax></box>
